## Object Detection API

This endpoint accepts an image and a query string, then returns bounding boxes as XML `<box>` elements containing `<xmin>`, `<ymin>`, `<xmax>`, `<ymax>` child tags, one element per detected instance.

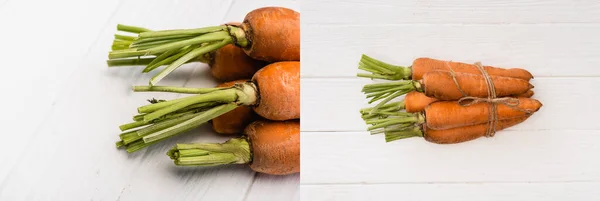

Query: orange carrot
<box><xmin>167</xmin><ymin>119</ymin><xmax>300</xmax><ymax>175</ymax></box>
<box><xmin>404</xmin><ymin>91</ymin><xmax>438</xmax><ymax>113</ymax></box>
<box><xmin>211</xmin><ymin>80</ymin><xmax>257</xmax><ymax>134</ymax></box>
<box><xmin>358</xmin><ymin>54</ymin><xmax>532</xmax><ymax>81</ymax></box>
<box><xmin>404</xmin><ymin>90</ymin><xmax>534</xmax><ymax>113</ymax></box>
<box><xmin>116</xmin><ymin>62</ymin><xmax>299</xmax><ymax>153</ymax></box>
<box><xmin>387</xmin><ymin>116</ymin><xmax>530</xmax><ymax>143</ymax></box>
<box><xmin>362</xmin><ymin>97</ymin><xmax>542</xmax><ymax>137</ymax></box>
<box><xmin>423</xmin><ymin>97</ymin><xmax>541</xmax><ymax>130</ymax></box>
<box><xmin>204</xmin><ymin>44</ymin><xmax>267</xmax><ymax>82</ymax></box>
<box><xmin>107</xmin><ymin>7</ymin><xmax>299</xmax><ymax>86</ymax></box>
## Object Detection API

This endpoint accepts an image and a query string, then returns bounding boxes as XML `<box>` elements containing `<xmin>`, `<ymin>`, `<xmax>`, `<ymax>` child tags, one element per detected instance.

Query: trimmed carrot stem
<box><xmin>108</xmin><ymin>24</ymin><xmax>250</xmax><ymax>85</ymax></box>
<box><xmin>116</xmin><ymin>82</ymin><xmax>260</xmax><ymax>153</ymax></box>
<box><xmin>133</xmin><ymin>85</ymin><xmax>221</xmax><ymax>94</ymax></box>
<box><xmin>167</xmin><ymin>138</ymin><xmax>251</xmax><ymax>166</ymax></box>
<box><xmin>357</xmin><ymin>54</ymin><xmax>412</xmax><ymax>80</ymax></box>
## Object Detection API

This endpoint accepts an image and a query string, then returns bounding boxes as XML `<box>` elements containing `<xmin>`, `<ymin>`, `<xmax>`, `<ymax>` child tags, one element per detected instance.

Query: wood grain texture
<box><xmin>0</xmin><ymin>0</ymin><xmax>299</xmax><ymax>200</ymax></box>
<box><xmin>302</xmin><ymin>182</ymin><xmax>600</xmax><ymax>201</ymax></box>
<box><xmin>301</xmin><ymin>24</ymin><xmax>600</xmax><ymax>78</ymax></box>
<box><xmin>301</xmin><ymin>77</ymin><xmax>599</xmax><ymax>132</ymax></box>
<box><xmin>302</xmin><ymin>0</ymin><xmax>600</xmax><ymax>25</ymax></box>
<box><xmin>301</xmin><ymin>130</ymin><xmax>600</xmax><ymax>184</ymax></box>
<box><xmin>245</xmin><ymin>174</ymin><xmax>300</xmax><ymax>201</ymax></box>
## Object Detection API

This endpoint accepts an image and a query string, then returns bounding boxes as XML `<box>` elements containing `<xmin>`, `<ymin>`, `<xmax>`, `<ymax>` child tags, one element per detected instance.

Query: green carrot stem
<box><xmin>360</xmin><ymin>101</ymin><xmax>405</xmax><ymax>114</ymax></box>
<box><xmin>117</xmin><ymin>24</ymin><xmax>152</xmax><ymax>33</ymax></box>
<box><xmin>132</xmin><ymin>35</ymin><xmax>196</xmax><ymax>47</ymax></box>
<box><xmin>367</xmin><ymin>117</ymin><xmax>418</xmax><ymax>131</ymax></box>
<box><xmin>142</xmin><ymin>89</ymin><xmax>238</xmax><ymax>122</ymax></box>
<box><xmin>132</xmin><ymin>38</ymin><xmax>195</xmax><ymax>50</ymax></box>
<box><xmin>107</xmin><ymin>57</ymin><xmax>155</xmax><ymax>67</ymax></box>
<box><xmin>385</xmin><ymin>127</ymin><xmax>424</xmax><ymax>142</ymax></box>
<box><xmin>149</xmin><ymin>38</ymin><xmax>231</xmax><ymax>86</ymax></box>
<box><xmin>115</xmin><ymin>34</ymin><xmax>136</xmax><ymax>41</ymax></box>
<box><xmin>124</xmin><ymin>139</ymin><xmax>161</xmax><ymax>153</ymax></box>
<box><xmin>119</xmin><ymin>120</ymin><xmax>150</xmax><ymax>131</ymax></box>
<box><xmin>167</xmin><ymin>137</ymin><xmax>251</xmax><ymax>166</ymax></box>
<box><xmin>146</xmin><ymin>48</ymin><xmax>181</xmax><ymax>67</ymax></box>
<box><xmin>366</xmin><ymin>86</ymin><xmax>405</xmax><ymax>98</ymax></box>
<box><xmin>113</xmin><ymin>40</ymin><xmax>132</xmax><ymax>46</ymax></box>
<box><xmin>142</xmin><ymin>45</ymin><xmax>197</xmax><ymax>72</ymax></box>
<box><xmin>357</xmin><ymin>54</ymin><xmax>412</xmax><ymax>80</ymax></box>
<box><xmin>143</xmin><ymin>31</ymin><xmax>229</xmax><ymax>55</ymax></box>
<box><xmin>137</xmin><ymin>95</ymin><xmax>196</xmax><ymax>114</ymax></box>
<box><xmin>133</xmin><ymin>85</ymin><xmax>222</xmax><ymax>94</ymax></box>
<box><xmin>136</xmin><ymin>112</ymin><xmax>202</xmax><ymax>137</ymax></box>
<box><xmin>138</xmin><ymin>26</ymin><xmax>225</xmax><ymax>39</ymax></box>
<box><xmin>143</xmin><ymin>103</ymin><xmax>238</xmax><ymax>143</ymax></box>
<box><xmin>108</xmin><ymin>49</ymin><xmax>147</xmax><ymax>59</ymax></box>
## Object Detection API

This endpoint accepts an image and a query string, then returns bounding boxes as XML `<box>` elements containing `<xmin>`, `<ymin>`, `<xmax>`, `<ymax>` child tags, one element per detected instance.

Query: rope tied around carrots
<box><xmin>446</xmin><ymin>61</ymin><xmax>532</xmax><ymax>137</ymax></box>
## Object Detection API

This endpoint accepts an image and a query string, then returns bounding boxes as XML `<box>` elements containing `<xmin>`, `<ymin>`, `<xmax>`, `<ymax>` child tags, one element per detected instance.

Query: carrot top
<box><xmin>167</xmin><ymin>138</ymin><xmax>251</xmax><ymax>166</ymax></box>
<box><xmin>115</xmin><ymin>83</ymin><xmax>259</xmax><ymax>153</ymax></box>
<box><xmin>361</xmin><ymin>81</ymin><xmax>421</xmax><ymax>112</ymax></box>
<box><xmin>357</xmin><ymin>54</ymin><xmax>412</xmax><ymax>80</ymax></box>
<box><xmin>107</xmin><ymin>24</ymin><xmax>249</xmax><ymax>86</ymax></box>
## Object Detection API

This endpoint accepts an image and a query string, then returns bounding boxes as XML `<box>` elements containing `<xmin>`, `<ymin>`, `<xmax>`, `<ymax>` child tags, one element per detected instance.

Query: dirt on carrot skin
<box><xmin>252</xmin><ymin>61</ymin><xmax>300</xmax><ymax>120</ymax></box>
<box><xmin>211</xmin><ymin>80</ymin><xmax>258</xmax><ymax>134</ymax></box>
<box><xmin>424</xmin><ymin>116</ymin><xmax>530</xmax><ymax>144</ymax></box>
<box><xmin>411</xmin><ymin>57</ymin><xmax>533</xmax><ymax>81</ymax></box>
<box><xmin>242</xmin><ymin>7</ymin><xmax>300</xmax><ymax>62</ymax></box>
<box><xmin>245</xmin><ymin>119</ymin><xmax>300</xmax><ymax>175</ymax></box>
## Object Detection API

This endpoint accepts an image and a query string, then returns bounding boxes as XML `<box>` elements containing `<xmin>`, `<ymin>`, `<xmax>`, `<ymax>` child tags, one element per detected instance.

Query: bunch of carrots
<box><xmin>108</xmin><ymin>7</ymin><xmax>300</xmax><ymax>175</ymax></box>
<box><xmin>357</xmin><ymin>55</ymin><xmax>542</xmax><ymax>144</ymax></box>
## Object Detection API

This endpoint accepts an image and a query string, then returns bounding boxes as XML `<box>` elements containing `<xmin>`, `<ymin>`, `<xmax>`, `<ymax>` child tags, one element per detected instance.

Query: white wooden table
<box><xmin>0</xmin><ymin>0</ymin><xmax>298</xmax><ymax>200</ymax></box>
<box><xmin>300</xmin><ymin>0</ymin><xmax>600</xmax><ymax>200</ymax></box>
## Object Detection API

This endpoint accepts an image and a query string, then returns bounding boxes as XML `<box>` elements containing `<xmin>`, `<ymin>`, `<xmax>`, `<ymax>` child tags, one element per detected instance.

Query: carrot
<box><xmin>211</xmin><ymin>80</ymin><xmax>258</xmax><ymax>134</ymax></box>
<box><xmin>115</xmin><ymin>61</ymin><xmax>299</xmax><ymax>153</ymax></box>
<box><xmin>361</xmin><ymin>97</ymin><xmax>542</xmax><ymax>136</ymax></box>
<box><xmin>385</xmin><ymin>116</ymin><xmax>530</xmax><ymax>143</ymax></box>
<box><xmin>404</xmin><ymin>91</ymin><xmax>438</xmax><ymax>113</ymax></box>
<box><xmin>107</xmin><ymin>7</ymin><xmax>299</xmax><ymax>86</ymax></box>
<box><xmin>402</xmin><ymin>90</ymin><xmax>534</xmax><ymax>113</ymax></box>
<box><xmin>167</xmin><ymin>119</ymin><xmax>300</xmax><ymax>175</ymax></box>
<box><xmin>357</xmin><ymin>54</ymin><xmax>533</xmax><ymax>81</ymax></box>
<box><xmin>361</xmin><ymin>71</ymin><xmax>533</xmax><ymax>111</ymax></box>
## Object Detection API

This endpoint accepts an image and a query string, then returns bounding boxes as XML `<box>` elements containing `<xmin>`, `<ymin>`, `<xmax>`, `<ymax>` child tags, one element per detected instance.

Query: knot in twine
<box><xmin>445</xmin><ymin>61</ymin><xmax>530</xmax><ymax>137</ymax></box>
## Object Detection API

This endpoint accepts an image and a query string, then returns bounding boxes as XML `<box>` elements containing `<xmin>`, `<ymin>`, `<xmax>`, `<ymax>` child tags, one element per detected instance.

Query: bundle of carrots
<box><xmin>357</xmin><ymin>55</ymin><xmax>542</xmax><ymax>144</ymax></box>
<box><xmin>109</xmin><ymin>7</ymin><xmax>300</xmax><ymax>175</ymax></box>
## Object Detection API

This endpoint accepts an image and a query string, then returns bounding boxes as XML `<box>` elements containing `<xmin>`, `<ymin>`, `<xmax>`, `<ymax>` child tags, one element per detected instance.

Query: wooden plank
<box><xmin>301</xmin><ymin>24</ymin><xmax>600</xmax><ymax>78</ymax></box>
<box><xmin>301</xmin><ymin>77</ymin><xmax>600</xmax><ymax>131</ymax></box>
<box><xmin>301</xmin><ymin>182</ymin><xmax>600</xmax><ymax>201</ymax></box>
<box><xmin>245</xmin><ymin>174</ymin><xmax>300</xmax><ymax>201</ymax></box>
<box><xmin>302</xmin><ymin>0</ymin><xmax>600</xmax><ymax>24</ymax></box>
<box><xmin>0</xmin><ymin>0</ymin><xmax>121</xmax><ymax>184</ymax></box>
<box><xmin>301</xmin><ymin>131</ymin><xmax>600</xmax><ymax>184</ymax></box>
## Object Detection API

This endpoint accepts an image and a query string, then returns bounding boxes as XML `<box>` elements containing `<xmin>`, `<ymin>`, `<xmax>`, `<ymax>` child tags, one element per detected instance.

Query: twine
<box><xmin>445</xmin><ymin>61</ymin><xmax>531</xmax><ymax>137</ymax></box>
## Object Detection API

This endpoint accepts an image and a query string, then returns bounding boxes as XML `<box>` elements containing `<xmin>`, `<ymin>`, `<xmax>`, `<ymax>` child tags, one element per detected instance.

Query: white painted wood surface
<box><xmin>300</xmin><ymin>0</ymin><xmax>600</xmax><ymax>200</ymax></box>
<box><xmin>0</xmin><ymin>0</ymin><xmax>298</xmax><ymax>200</ymax></box>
